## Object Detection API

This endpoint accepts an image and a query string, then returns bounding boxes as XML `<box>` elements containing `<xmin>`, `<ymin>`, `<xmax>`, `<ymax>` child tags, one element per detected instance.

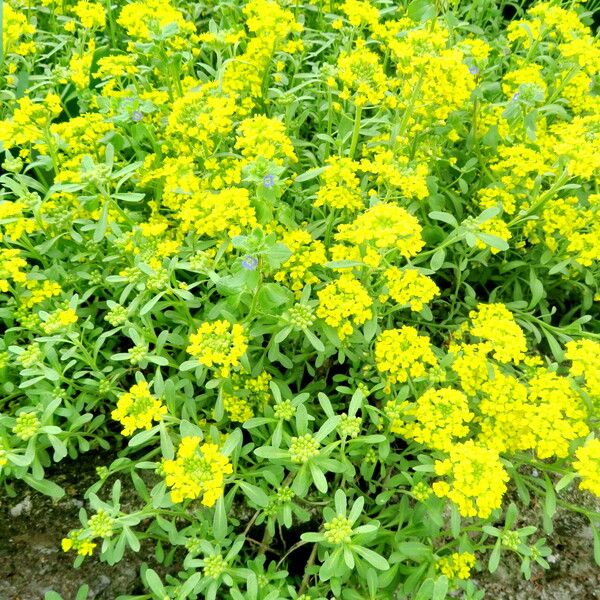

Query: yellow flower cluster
<box><xmin>117</xmin><ymin>0</ymin><xmax>195</xmax><ymax>42</ymax></box>
<box><xmin>375</xmin><ymin>327</ymin><xmax>437</xmax><ymax>384</ymax></box>
<box><xmin>535</xmin><ymin>195</ymin><xmax>600</xmax><ymax>268</ymax></box>
<box><xmin>3</xmin><ymin>4</ymin><xmax>36</xmax><ymax>57</ymax></box>
<box><xmin>187</xmin><ymin>320</ymin><xmax>248</xmax><ymax>376</ymax></box>
<box><xmin>388</xmin><ymin>24</ymin><xmax>475</xmax><ymax>130</ymax></box>
<box><xmin>72</xmin><ymin>1</ymin><xmax>106</xmax><ymax>29</ymax></box>
<box><xmin>525</xmin><ymin>369</ymin><xmax>589</xmax><ymax>459</ymax></box>
<box><xmin>383</xmin><ymin>267</ymin><xmax>439</xmax><ymax>312</ymax></box>
<box><xmin>450</xmin><ymin>342</ymin><xmax>492</xmax><ymax>395</ymax></box>
<box><xmin>223</xmin><ymin>371</ymin><xmax>272</xmax><ymax>423</ymax></box>
<box><xmin>361</xmin><ymin>150</ymin><xmax>430</xmax><ymax>201</ymax></box>
<box><xmin>0</xmin><ymin>94</ymin><xmax>62</xmax><ymax>158</ymax></box>
<box><xmin>165</xmin><ymin>84</ymin><xmax>237</xmax><ymax>158</ymax></box>
<box><xmin>573</xmin><ymin>438</ymin><xmax>600</xmax><ymax>498</ymax></box>
<box><xmin>236</xmin><ymin>116</ymin><xmax>297</xmax><ymax>164</ymax></box>
<box><xmin>436</xmin><ymin>552</ymin><xmax>476</xmax><ymax>580</ymax></box>
<box><xmin>316</xmin><ymin>274</ymin><xmax>372</xmax><ymax>339</ymax></box>
<box><xmin>41</xmin><ymin>308</ymin><xmax>78</xmax><ymax>334</ymax></box>
<box><xmin>222</xmin><ymin>0</ymin><xmax>302</xmax><ymax>112</ymax></box>
<box><xmin>61</xmin><ymin>530</ymin><xmax>96</xmax><ymax>557</ymax></box>
<box><xmin>334</xmin><ymin>204</ymin><xmax>424</xmax><ymax>259</ymax></box>
<box><xmin>433</xmin><ymin>440</ymin><xmax>509</xmax><ymax>518</ymax></box>
<box><xmin>0</xmin><ymin>201</ymin><xmax>35</xmax><ymax>242</ymax></box>
<box><xmin>163</xmin><ymin>437</ymin><xmax>232</xmax><ymax>506</ymax></box>
<box><xmin>111</xmin><ymin>381</ymin><xmax>167</xmax><ymax>436</ymax></box>
<box><xmin>336</xmin><ymin>47</ymin><xmax>388</xmax><ymax>107</ymax></box>
<box><xmin>340</xmin><ymin>0</ymin><xmax>379</xmax><ymax>28</ymax></box>
<box><xmin>315</xmin><ymin>157</ymin><xmax>364</xmax><ymax>211</ymax></box>
<box><xmin>275</xmin><ymin>230</ymin><xmax>326</xmax><ymax>292</ymax></box>
<box><xmin>387</xmin><ymin>388</ymin><xmax>473</xmax><ymax>452</ymax></box>
<box><xmin>178</xmin><ymin>188</ymin><xmax>257</xmax><ymax>240</ymax></box>
<box><xmin>468</xmin><ymin>303</ymin><xmax>527</xmax><ymax>364</ymax></box>
<box><xmin>0</xmin><ymin>249</ymin><xmax>27</xmax><ymax>292</ymax></box>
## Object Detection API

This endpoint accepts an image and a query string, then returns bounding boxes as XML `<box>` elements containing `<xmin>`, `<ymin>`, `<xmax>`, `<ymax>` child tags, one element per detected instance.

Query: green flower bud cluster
<box><xmin>287</xmin><ymin>303</ymin><xmax>315</xmax><ymax>328</ymax></box>
<box><xmin>338</xmin><ymin>413</ymin><xmax>361</xmax><ymax>438</ymax></box>
<box><xmin>13</xmin><ymin>412</ymin><xmax>41</xmax><ymax>440</ymax></box>
<box><xmin>274</xmin><ymin>399</ymin><xmax>295</xmax><ymax>421</ymax></box>
<box><xmin>324</xmin><ymin>515</ymin><xmax>354</xmax><ymax>545</ymax></box>
<box><xmin>203</xmin><ymin>553</ymin><xmax>228</xmax><ymax>579</ymax></box>
<box><xmin>289</xmin><ymin>434</ymin><xmax>320</xmax><ymax>463</ymax></box>
<box><xmin>88</xmin><ymin>510</ymin><xmax>114</xmax><ymax>538</ymax></box>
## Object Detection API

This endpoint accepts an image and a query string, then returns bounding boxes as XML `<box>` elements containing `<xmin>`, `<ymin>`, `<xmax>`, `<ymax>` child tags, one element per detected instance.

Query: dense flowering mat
<box><xmin>1</xmin><ymin>0</ymin><xmax>600</xmax><ymax>598</ymax></box>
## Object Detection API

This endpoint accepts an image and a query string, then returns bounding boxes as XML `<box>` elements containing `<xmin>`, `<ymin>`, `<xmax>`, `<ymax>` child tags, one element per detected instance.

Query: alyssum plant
<box><xmin>0</xmin><ymin>0</ymin><xmax>599</xmax><ymax>598</ymax></box>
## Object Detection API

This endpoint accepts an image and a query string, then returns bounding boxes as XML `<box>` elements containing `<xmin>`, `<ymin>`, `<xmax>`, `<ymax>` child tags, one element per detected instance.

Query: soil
<box><xmin>1</xmin><ymin>455</ymin><xmax>599</xmax><ymax>600</ymax></box>
<box><xmin>0</xmin><ymin>452</ymin><xmax>161</xmax><ymax>600</ymax></box>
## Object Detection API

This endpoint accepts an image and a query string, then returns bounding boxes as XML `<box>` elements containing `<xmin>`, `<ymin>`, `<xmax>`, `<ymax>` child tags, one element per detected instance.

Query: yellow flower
<box><xmin>375</xmin><ymin>327</ymin><xmax>438</xmax><ymax>384</ymax></box>
<box><xmin>111</xmin><ymin>381</ymin><xmax>167</xmax><ymax>436</ymax></box>
<box><xmin>72</xmin><ymin>1</ymin><xmax>105</xmax><ymax>29</ymax></box>
<box><xmin>436</xmin><ymin>552</ymin><xmax>476</xmax><ymax>580</ymax></box>
<box><xmin>388</xmin><ymin>388</ymin><xmax>474</xmax><ymax>452</ymax></box>
<box><xmin>117</xmin><ymin>0</ymin><xmax>194</xmax><ymax>41</ymax></box>
<box><xmin>3</xmin><ymin>4</ymin><xmax>36</xmax><ymax>57</ymax></box>
<box><xmin>433</xmin><ymin>440</ymin><xmax>509</xmax><ymax>518</ymax></box>
<box><xmin>316</xmin><ymin>273</ymin><xmax>372</xmax><ymax>339</ymax></box>
<box><xmin>275</xmin><ymin>230</ymin><xmax>326</xmax><ymax>292</ymax></box>
<box><xmin>187</xmin><ymin>320</ymin><xmax>248</xmax><ymax>376</ymax></box>
<box><xmin>573</xmin><ymin>438</ymin><xmax>600</xmax><ymax>497</ymax></box>
<box><xmin>340</xmin><ymin>0</ymin><xmax>379</xmax><ymax>28</ymax></box>
<box><xmin>235</xmin><ymin>115</ymin><xmax>296</xmax><ymax>164</ymax></box>
<box><xmin>61</xmin><ymin>529</ymin><xmax>97</xmax><ymax>557</ymax></box>
<box><xmin>335</xmin><ymin>203</ymin><xmax>424</xmax><ymax>258</ymax></box>
<box><xmin>468</xmin><ymin>303</ymin><xmax>527</xmax><ymax>364</ymax></box>
<box><xmin>163</xmin><ymin>437</ymin><xmax>233</xmax><ymax>506</ymax></box>
<box><xmin>383</xmin><ymin>267</ymin><xmax>439</xmax><ymax>312</ymax></box>
<box><xmin>0</xmin><ymin>249</ymin><xmax>27</xmax><ymax>292</ymax></box>
<box><xmin>178</xmin><ymin>188</ymin><xmax>257</xmax><ymax>240</ymax></box>
<box><xmin>336</xmin><ymin>47</ymin><xmax>388</xmax><ymax>107</ymax></box>
<box><xmin>314</xmin><ymin>157</ymin><xmax>364</xmax><ymax>211</ymax></box>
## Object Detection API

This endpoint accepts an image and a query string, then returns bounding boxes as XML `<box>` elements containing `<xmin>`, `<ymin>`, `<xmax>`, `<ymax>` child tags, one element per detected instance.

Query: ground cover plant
<box><xmin>1</xmin><ymin>0</ymin><xmax>600</xmax><ymax>597</ymax></box>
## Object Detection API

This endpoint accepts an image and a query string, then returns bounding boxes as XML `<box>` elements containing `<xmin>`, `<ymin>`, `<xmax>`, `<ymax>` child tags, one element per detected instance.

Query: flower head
<box><xmin>163</xmin><ymin>437</ymin><xmax>233</xmax><ymax>506</ymax></box>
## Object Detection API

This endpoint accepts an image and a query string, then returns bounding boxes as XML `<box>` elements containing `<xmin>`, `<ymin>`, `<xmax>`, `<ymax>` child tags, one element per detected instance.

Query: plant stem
<box><xmin>348</xmin><ymin>105</ymin><xmax>362</xmax><ymax>160</ymax></box>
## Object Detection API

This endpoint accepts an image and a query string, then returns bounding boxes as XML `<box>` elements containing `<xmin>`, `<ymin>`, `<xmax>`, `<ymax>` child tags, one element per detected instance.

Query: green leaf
<box><xmin>428</xmin><ymin>211</ymin><xmax>457</xmax><ymax>227</ymax></box>
<box><xmin>430</xmin><ymin>248</ymin><xmax>446</xmax><ymax>271</ymax></box>
<box><xmin>140</xmin><ymin>293</ymin><xmax>165</xmax><ymax>316</ymax></box>
<box><xmin>178</xmin><ymin>572</ymin><xmax>202</xmax><ymax>599</ymax></box>
<box><xmin>22</xmin><ymin>475</ymin><xmax>65</xmax><ymax>500</ymax></box>
<box><xmin>353</xmin><ymin>546</ymin><xmax>389</xmax><ymax>571</ymax></box>
<box><xmin>555</xmin><ymin>472</ymin><xmax>576</xmax><ymax>492</ymax></box>
<box><xmin>476</xmin><ymin>232</ymin><xmax>509</xmax><ymax>251</ymax></box>
<box><xmin>323</xmin><ymin>260</ymin><xmax>364</xmax><ymax>269</ymax></box>
<box><xmin>432</xmin><ymin>575</ymin><xmax>449</xmax><ymax>600</ymax></box>
<box><xmin>254</xmin><ymin>447</ymin><xmax>288</xmax><ymax>460</ymax></box>
<box><xmin>407</xmin><ymin>0</ymin><xmax>436</xmax><ymax>22</ymax></box>
<box><xmin>303</xmin><ymin>328</ymin><xmax>325</xmax><ymax>352</ymax></box>
<box><xmin>129</xmin><ymin>426</ymin><xmax>159</xmax><ymax>447</ymax></box>
<box><xmin>213</xmin><ymin>496</ymin><xmax>228</xmax><ymax>543</ymax></box>
<box><xmin>488</xmin><ymin>541</ymin><xmax>502</xmax><ymax>573</ymax></box>
<box><xmin>593</xmin><ymin>522</ymin><xmax>600</xmax><ymax>567</ymax></box>
<box><xmin>310</xmin><ymin>463</ymin><xmax>328</xmax><ymax>493</ymax></box>
<box><xmin>93</xmin><ymin>201</ymin><xmax>110</xmax><ymax>243</ymax></box>
<box><xmin>295</xmin><ymin>166</ymin><xmax>326</xmax><ymax>183</ymax></box>
<box><xmin>145</xmin><ymin>569</ymin><xmax>166</xmax><ymax>596</ymax></box>
<box><xmin>238</xmin><ymin>482</ymin><xmax>269</xmax><ymax>507</ymax></box>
